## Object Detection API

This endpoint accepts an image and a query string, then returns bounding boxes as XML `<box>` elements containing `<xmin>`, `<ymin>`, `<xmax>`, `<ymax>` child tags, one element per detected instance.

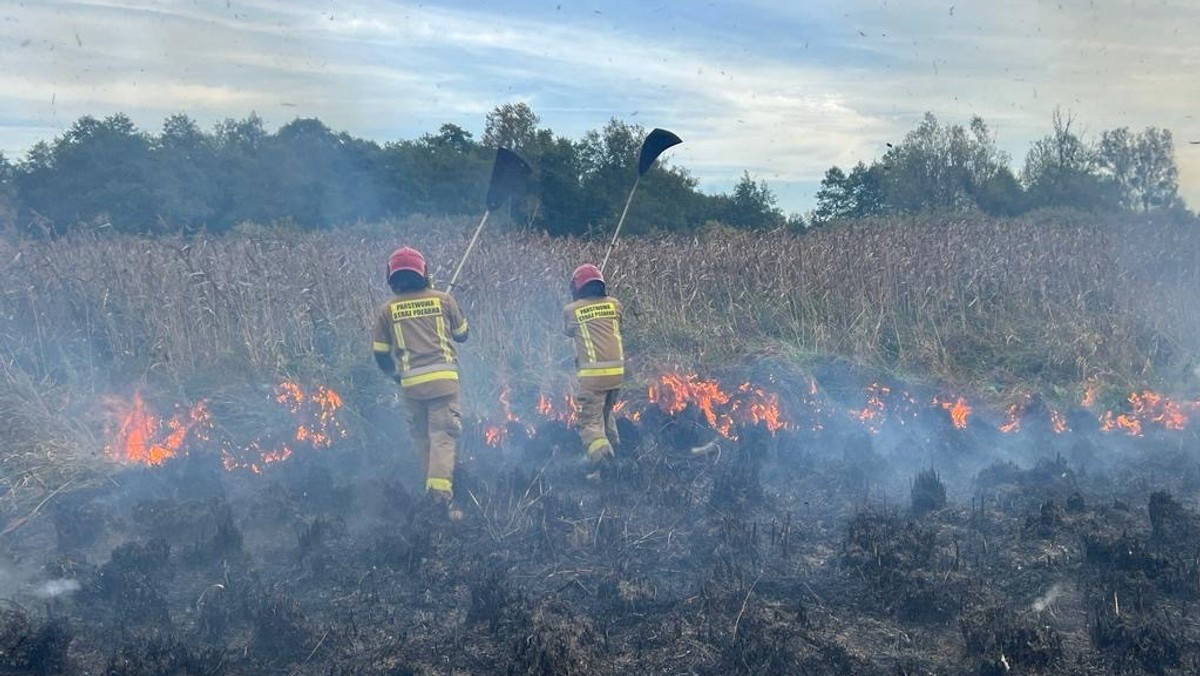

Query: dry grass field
<box><xmin>3</xmin><ymin>214</ymin><xmax>1198</xmax><ymax>520</ymax></box>
<box><xmin>4</xmin><ymin>216</ymin><xmax>1200</xmax><ymax>674</ymax></box>
<box><xmin>4</xmin><ymin>214</ymin><xmax>1198</xmax><ymax>400</ymax></box>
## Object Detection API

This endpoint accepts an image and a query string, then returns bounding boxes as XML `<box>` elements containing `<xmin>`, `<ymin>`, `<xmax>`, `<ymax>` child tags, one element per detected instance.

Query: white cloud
<box><xmin>1</xmin><ymin>0</ymin><xmax>1197</xmax><ymax>211</ymax></box>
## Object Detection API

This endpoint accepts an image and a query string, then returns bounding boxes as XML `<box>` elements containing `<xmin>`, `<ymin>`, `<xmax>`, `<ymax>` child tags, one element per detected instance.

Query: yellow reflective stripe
<box><xmin>426</xmin><ymin>477</ymin><xmax>452</xmax><ymax>493</ymax></box>
<box><xmin>391</xmin><ymin>318</ymin><xmax>410</xmax><ymax>372</ymax></box>
<box><xmin>372</xmin><ymin>341</ymin><xmax>391</xmax><ymax>353</ymax></box>
<box><xmin>404</xmin><ymin>362</ymin><xmax>458</xmax><ymax>377</ymax></box>
<box><xmin>587</xmin><ymin>438</ymin><xmax>611</xmax><ymax>455</ymax></box>
<box><xmin>435</xmin><ymin>315</ymin><xmax>453</xmax><ymax>362</ymax></box>
<box><xmin>612</xmin><ymin>316</ymin><xmax>623</xmax><ymax>360</ymax></box>
<box><xmin>453</xmin><ymin>320</ymin><xmax>469</xmax><ymax>337</ymax></box>
<box><xmin>579</xmin><ymin>321</ymin><xmax>597</xmax><ymax>363</ymax></box>
<box><xmin>400</xmin><ymin>370</ymin><xmax>459</xmax><ymax>387</ymax></box>
<box><xmin>579</xmin><ymin>366</ymin><xmax>625</xmax><ymax>377</ymax></box>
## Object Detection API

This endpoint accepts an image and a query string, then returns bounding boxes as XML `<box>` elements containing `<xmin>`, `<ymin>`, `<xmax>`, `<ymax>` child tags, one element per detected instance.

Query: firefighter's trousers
<box><xmin>403</xmin><ymin>393</ymin><xmax>462</xmax><ymax>494</ymax></box>
<box><xmin>576</xmin><ymin>388</ymin><xmax>620</xmax><ymax>461</ymax></box>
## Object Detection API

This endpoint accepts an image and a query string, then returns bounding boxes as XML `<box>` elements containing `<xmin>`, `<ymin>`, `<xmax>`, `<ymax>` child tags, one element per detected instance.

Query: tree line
<box><xmin>0</xmin><ymin>103</ymin><xmax>1191</xmax><ymax>236</ymax></box>
<box><xmin>0</xmin><ymin>103</ymin><xmax>785</xmax><ymax>236</ymax></box>
<box><xmin>811</xmin><ymin>109</ymin><xmax>1191</xmax><ymax>225</ymax></box>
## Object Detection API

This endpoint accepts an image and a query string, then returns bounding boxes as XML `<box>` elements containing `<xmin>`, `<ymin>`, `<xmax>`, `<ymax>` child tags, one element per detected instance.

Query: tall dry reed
<box><xmin>3</xmin><ymin>216</ymin><xmax>1197</xmax><ymax>404</ymax></box>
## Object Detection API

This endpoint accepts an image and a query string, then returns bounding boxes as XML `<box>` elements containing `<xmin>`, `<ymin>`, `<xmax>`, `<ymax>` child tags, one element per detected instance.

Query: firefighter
<box><xmin>372</xmin><ymin>247</ymin><xmax>469</xmax><ymax>520</ymax></box>
<box><xmin>563</xmin><ymin>263</ymin><xmax>624</xmax><ymax>476</ymax></box>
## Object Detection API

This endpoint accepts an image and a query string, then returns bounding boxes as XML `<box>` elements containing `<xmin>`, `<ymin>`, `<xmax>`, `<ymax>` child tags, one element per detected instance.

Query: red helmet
<box><xmin>387</xmin><ymin>247</ymin><xmax>426</xmax><ymax>279</ymax></box>
<box><xmin>570</xmin><ymin>263</ymin><xmax>604</xmax><ymax>294</ymax></box>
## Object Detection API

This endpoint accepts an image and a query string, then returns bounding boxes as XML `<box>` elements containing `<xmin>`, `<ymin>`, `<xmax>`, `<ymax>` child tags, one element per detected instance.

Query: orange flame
<box><xmin>1100</xmin><ymin>411</ymin><xmax>1142</xmax><ymax>436</ymax></box>
<box><xmin>532</xmin><ymin>392</ymin><xmax>577</xmax><ymax>426</ymax></box>
<box><xmin>646</xmin><ymin>372</ymin><xmax>788</xmax><ymax>439</ymax></box>
<box><xmin>1134</xmin><ymin>390</ymin><xmax>1188</xmax><ymax>430</ymax></box>
<box><xmin>284</xmin><ymin>382</ymin><xmax>345</xmax><ymax>449</ymax></box>
<box><xmin>499</xmin><ymin>387</ymin><xmax>515</xmax><ymax>421</ymax></box>
<box><xmin>532</xmin><ymin>391</ymin><xmax>578</xmax><ymax>422</ymax></box>
<box><xmin>222</xmin><ymin>380</ymin><xmax>346</xmax><ymax>472</ymax></box>
<box><xmin>222</xmin><ymin>441</ymin><xmax>294</xmax><ymax>474</ymax></box>
<box><xmin>484</xmin><ymin>386</ymin><xmax>572</xmax><ymax>448</ymax></box>
<box><xmin>484</xmin><ymin>425</ymin><xmax>504</xmax><ymax>447</ymax></box>
<box><xmin>649</xmin><ymin>372</ymin><xmax>736</xmax><ymax>437</ymax></box>
<box><xmin>106</xmin><ymin>383</ymin><xmax>341</xmax><ymax>472</ymax></box>
<box><xmin>799</xmin><ymin>378</ymin><xmax>824</xmax><ymax>432</ymax></box>
<box><xmin>934</xmin><ymin>396</ymin><xmax>971</xmax><ymax>430</ymax></box>
<box><xmin>997</xmin><ymin>397</ymin><xmax>1068</xmax><ymax>435</ymax></box>
<box><xmin>735</xmin><ymin>383</ymin><xmax>787</xmax><ymax>433</ymax></box>
<box><xmin>648</xmin><ymin>373</ymin><xmax>691</xmax><ymax>416</ymax></box>
<box><xmin>1050</xmin><ymin>409</ymin><xmax>1069</xmax><ymax>434</ymax></box>
<box><xmin>104</xmin><ymin>393</ymin><xmax>210</xmax><ymax>466</ymax></box>
<box><xmin>482</xmin><ymin>374</ymin><xmax>786</xmax><ymax>447</ymax></box>
<box><xmin>481</xmin><ymin>386</ymin><xmax>521</xmax><ymax>448</ymax></box>
<box><xmin>473</xmin><ymin>378</ymin><xmax>1200</xmax><ymax>449</ymax></box>
<box><xmin>1099</xmin><ymin>389</ymin><xmax>1189</xmax><ymax>436</ymax></box>
<box><xmin>999</xmin><ymin>402</ymin><xmax>1022</xmax><ymax>434</ymax></box>
<box><xmin>854</xmin><ymin>383</ymin><xmax>889</xmax><ymax>433</ymax></box>
<box><xmin>1081</xmin><ymin>384</ymin><xmax>1097</xmax><ymax>409</ymax></box>
<box><xmin>611</xmin><ymin>398</ymin><xmax>639</xmax><ymax>423</ymax></box>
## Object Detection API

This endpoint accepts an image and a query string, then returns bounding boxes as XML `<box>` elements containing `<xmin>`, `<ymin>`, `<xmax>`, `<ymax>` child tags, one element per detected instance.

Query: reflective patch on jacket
<box><xmin>564</xmin><ymin>297</ymin><xmax>625</xmax><ymax>390</ymax></box>
<box><xmin>373</xmin><ymin>289</ymin><xmax>468</xmax><ymax>399</ymax></box>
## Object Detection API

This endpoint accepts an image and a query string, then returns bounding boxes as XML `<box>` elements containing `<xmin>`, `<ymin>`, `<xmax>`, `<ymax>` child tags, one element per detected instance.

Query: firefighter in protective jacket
<box><xmin>372</xmin><ymin>247</ymin><xmax>469</xmax><ymax>516</ymax></box>
<box><xmin>563</xmin><ymin>264</ymin><xmax>624</xmax><ymax>470</ymax></box>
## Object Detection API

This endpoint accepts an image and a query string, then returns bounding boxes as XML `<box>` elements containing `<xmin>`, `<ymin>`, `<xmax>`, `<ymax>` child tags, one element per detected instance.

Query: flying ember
<box><xmin>854</xmin><ymin>383</ymin><xmax>889</xmax><ymax>433</ymax></box>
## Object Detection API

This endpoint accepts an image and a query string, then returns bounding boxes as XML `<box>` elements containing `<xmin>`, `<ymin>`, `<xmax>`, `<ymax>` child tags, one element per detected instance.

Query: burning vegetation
<box><xmin>100</xmin><ymin>371</ymin><xmax>1199</xmax><ymax>472</ymax></box>
<box><xmin>1098</xmin><ymin>389</ymin><xmax>1192</xmax><ymax>436</ymax></box>
<box><xmin>104</xmin><ymin>381</ymin><xmax>347</xmax><ymax>473</ymax></box>
<box><xmin>103</xmin><ymin>393</ymin><xmax>210</xmax><ymax>466</ymax></box>
<box><xmin>19</xmin><ymin>362</ymin><xmax>1200</xmax><ymax>675</ymax></box>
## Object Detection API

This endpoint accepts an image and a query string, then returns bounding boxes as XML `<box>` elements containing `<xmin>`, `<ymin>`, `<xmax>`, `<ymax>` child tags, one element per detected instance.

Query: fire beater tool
<box><xmin>600</xmin><ymin>128</ymin><xmax>683</xmax><ymax>273</ymax></box>
<box><xmin>447</xmin><ymin>147</ymin><xmax>532</xmax><ymax>291</ymax></box>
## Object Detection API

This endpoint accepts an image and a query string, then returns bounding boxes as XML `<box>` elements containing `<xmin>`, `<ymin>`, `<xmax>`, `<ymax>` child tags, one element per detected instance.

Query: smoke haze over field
<box><xmin>0</xmin><ymin>0</ymin><xmax>1197</xmax><ymax>213</ymax></box>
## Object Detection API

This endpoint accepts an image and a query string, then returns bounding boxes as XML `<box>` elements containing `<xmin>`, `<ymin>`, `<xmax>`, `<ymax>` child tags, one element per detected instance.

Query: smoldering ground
<box><xmin>11</xmin><ymin>354</ymin><xmax>1200</xmax><ymax>673</ymax></box>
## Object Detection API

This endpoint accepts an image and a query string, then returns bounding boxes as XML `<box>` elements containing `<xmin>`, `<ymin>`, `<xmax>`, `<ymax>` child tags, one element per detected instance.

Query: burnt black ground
<box><xmin>4</xmin><ymin>391</ymin><xmax>1200</xmax><ymax>675</ymax></box>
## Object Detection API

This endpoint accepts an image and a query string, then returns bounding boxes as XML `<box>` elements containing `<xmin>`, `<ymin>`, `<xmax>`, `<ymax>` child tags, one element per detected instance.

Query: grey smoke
<box><xmin>1031</xmin><ymin>583</ymin><xmax>1064</xmax><ymax>612</ymax></box>
<box><xmin>33</xmin><ymin>578</ymin><xmax>81</xmax><ymax>599</ymax></box>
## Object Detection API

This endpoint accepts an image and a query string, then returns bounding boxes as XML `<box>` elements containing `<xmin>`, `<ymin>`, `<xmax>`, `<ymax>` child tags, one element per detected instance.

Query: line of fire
<box><xmin>104</xmin><ymin>373</ymin><xmax>1200</xmax><ymax>470</ymax></box>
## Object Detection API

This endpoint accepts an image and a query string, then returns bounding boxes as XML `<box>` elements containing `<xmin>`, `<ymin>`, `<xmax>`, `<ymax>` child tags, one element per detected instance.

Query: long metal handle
<box><xmin>447</xmin><ymin>209</ymin><xmax>490</xmax><ymax>291</ymax></box>
<box><xmin>601</xmin><ymin>175</ymin><xmax>640</xmax><ymax>273</ymax></box>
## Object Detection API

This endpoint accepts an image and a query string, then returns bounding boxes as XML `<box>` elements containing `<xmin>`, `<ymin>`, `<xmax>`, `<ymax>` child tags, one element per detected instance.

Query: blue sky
<box><xmin>2</xmin><ymin>0</ymin><xmax>1198</xmax><ymax>215</ymax></box>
